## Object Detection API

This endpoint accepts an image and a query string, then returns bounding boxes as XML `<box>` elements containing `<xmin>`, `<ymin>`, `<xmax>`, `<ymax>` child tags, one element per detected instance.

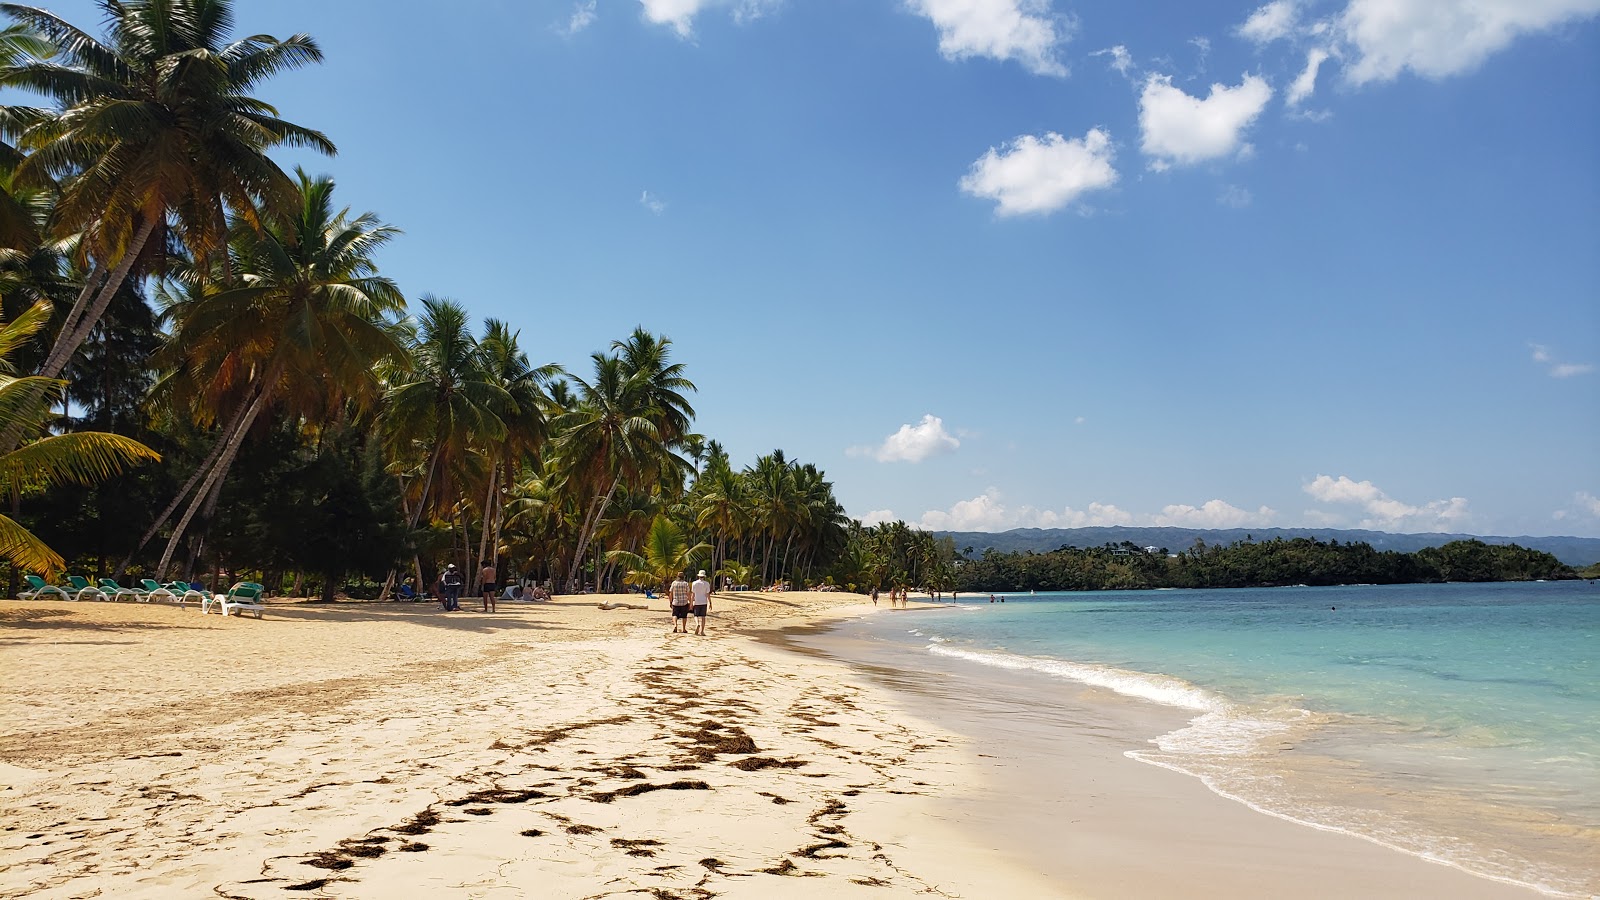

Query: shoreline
<box><xmin>0</xmin><ymin>592</ymin><xmax>1565</xmax><ymax>898</ymax></box>
<box><xmin>768</xmin><ymin>605</ymin><xmax>1551</xmax><ymax>899</ymax></box>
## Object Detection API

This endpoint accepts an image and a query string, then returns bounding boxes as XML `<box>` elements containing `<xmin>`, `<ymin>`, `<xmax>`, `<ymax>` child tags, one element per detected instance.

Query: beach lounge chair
<box><xmin>65</xmin><ymin>575</ymin><xmax>110</xmax><ymax>602</ymax></box>
<box><xmin>139</xmin><ymin>579</ymin><xmax>180</xmax><ymax>603</ymax></box>
<box><xmin>20</xmin><ymin>574</ymin><xmax>76</xmax><ymax>600</ymax></box>
<box><xmin>99</xmin><ymin>578</ymin><xmax>149</xmax><ymax>602</ymax></box>
<box><xmin>168</xmin><ymin>581</ymin><xmax>209</xmax><ymax>607</ymax></box>
<box><xmin>203</xmin><ymin>581</ymin><xmax>266</xmax><ymax>618</ymax></box>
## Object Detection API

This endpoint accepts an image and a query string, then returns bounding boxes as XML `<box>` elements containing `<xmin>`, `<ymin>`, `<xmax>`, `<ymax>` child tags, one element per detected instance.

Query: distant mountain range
<box><xmin>932</xmin><ymin>527</ymin><xmax>1600</xmax><ymax>567</ymax></box>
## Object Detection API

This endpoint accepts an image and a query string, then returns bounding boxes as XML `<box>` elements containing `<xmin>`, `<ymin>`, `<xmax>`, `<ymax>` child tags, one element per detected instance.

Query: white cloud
<box><xmin>1530</xmin><ymin>342</ymin><xmax>1594</xmax><ymax>378</ymax></box>
<box><xmin>1154</xmin><ymin>500</ymin><xmax>1277</xmax><ymax>528</ymax></box>
<box><xmin>1579</xmin><ymin>492</ymin><xmax>1600</xmax><ymax>515</ymax></box>
<box><xmin>1073</xmin><ymin>416</ymin><xmax>1086</xmax><ymax>425</ymax></box>
<box><xmin>914</xmin><ymin>492</ymin><xmax>1274</xmax><ymax>531</ymax></box>
<box><xmin>638</xmin><ymin>0</ymin><xmax>779</xmax><ymax>38</ymax></box>
<box><xmin>639</xmin><ymin>190</ymin><xmax>667</xmax><ymax>215</ymax></box>
<box><xmin>1189</xmin><ymin>36</ymin><xmax>1212</xmax><ymax>71</ymax></box>
<box><xmin>1336</xmin><ymin>0</ymin><xmax>1600</xmax><ymax>84</ymax></box>
<box><xmin>1139</xmin><ymin>73</ymin><xmax>1273</xmax><ymax>170</ymax></box>
<box><xmin>560</xmin><ymin>0</ymin><xmax>598</xmax><ymax>35</ymax></box>
<box><xmin>959</xmin><ymin>128</ymin><xmax>1118</xmax><ymax>216</ymax></box>
<box><xmin>1093</xmin><ymin>44</ymin><xmax>1134</xmax><ymax>76</ymax></box>
<box><xmin>1239</xmin><ymin>0</ymin><xmax>1300</xmax><ymax>44</ymax></box>
<box><xmin>1287</xmin><ymin>47</ymin><xmax>1330</xmax><ymax>105</ymax></box>
<box><xmin>858</xmin><ymin>509</ymin><xmax>898</xmax><ymax>527</ymax></box>
<box><xmin>849</xmin><ymin>414</ymin><xmax>960</xmax><ymax>463</ymax></box>
<box><xmin>1218</xmin><ymin>184</ymin><xmax>1253</xmax><ymax>207</ymax></box>
<box><xmin>1304</xmin><ymin>474</ymin><xmax>1472</xmax><ymax>531</ymax></box>
<box><xmin>907</xmin><ymin>0</ymin><xmax>1071</xmax><ymax>76</ymax></box>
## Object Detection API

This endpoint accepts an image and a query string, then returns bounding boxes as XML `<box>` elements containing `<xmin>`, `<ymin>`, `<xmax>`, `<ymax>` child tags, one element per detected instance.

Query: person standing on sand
<box><xmin>691</xmin><ymin>569</ymin><xmax>712</xmax><ymax>636</ymax></box>
<box><xmin>440</xmin><ymin>564</ymin><xmax>463</xmax><ymax>612</ymax></box>
<box><xmin>480</xmin><ymin>561</ymin><xmax>498</xmax><ymax>613</ymax></box>
<box><xmin>668</xmin><ymin>573</ymin><xmax>691</xmax><ymax>634</ymax></box>
<box><xmin>870</xmin><ymin>586</ymin><xmax>878</xmax><ymax>606</ymax></box>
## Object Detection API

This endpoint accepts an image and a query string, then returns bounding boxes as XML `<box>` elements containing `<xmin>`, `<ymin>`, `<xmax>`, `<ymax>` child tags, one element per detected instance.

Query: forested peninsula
<box><xmin>951</xmin><ymin>537</ymin><xmax>1578</xmax><ymax>593</ymax></box>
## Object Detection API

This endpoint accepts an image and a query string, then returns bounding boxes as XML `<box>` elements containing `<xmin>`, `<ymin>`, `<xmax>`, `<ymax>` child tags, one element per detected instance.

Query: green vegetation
<box><xmin>0</xmin><ymin>1</ymin><xmax>936</xmax><ymax>599</ymax></box>
<box><xmin>953</xmin><ymin>538</ymin><xmax>1578</xmax><ymax>593</ymax></box>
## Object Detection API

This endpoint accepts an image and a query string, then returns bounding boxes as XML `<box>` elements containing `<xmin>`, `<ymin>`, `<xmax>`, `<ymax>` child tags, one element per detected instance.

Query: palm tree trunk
<box><xmin>474</xmin><ymin>460</ymin><xmax>496</xmax><ymax>592</ymax></box>
<box><xmin>568</xmin><ymin>476</ymin><xmax>619</xmax><ymax>592</ymax></box>
<box><xmin>155</xmin><ymin>378</ymin><xmax>273</xmax><ymax>580</ymax></box>
<box><xmin>41</xmin><ymin>216</ymin><xmax>159</xmax><ymax>380</ymax></box>
<box><xmin>407</xmin><ymin>439</ymin><xmax>445</xmax><ymax>530</ymax></box>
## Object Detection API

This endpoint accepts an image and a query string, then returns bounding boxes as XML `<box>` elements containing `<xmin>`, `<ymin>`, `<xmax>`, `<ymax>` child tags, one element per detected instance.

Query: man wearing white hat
<box><xmin>690</xmin><ymin>569</ymin><xmax>712</xmax><ymax>636</ymax></box>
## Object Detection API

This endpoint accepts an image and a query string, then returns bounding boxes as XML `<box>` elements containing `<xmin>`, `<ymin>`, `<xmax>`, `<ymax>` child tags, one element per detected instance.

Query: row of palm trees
<box><xmin>0</xmin><ymin>0</ymin><xmax>942</xmax><ymax>597</ymax></box>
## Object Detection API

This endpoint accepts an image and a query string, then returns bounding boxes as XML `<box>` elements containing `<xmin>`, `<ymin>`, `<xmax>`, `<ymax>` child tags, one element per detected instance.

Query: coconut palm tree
<box><xmin>0</xmin><ymin>0</ymin><xmax>335</xmax><ymax>382</ymax></box>
<box><xmin>381</xmin><ymin>297</ymin><xmax>510</xmax><ymax>535</ymax></box>
<box><xmin>0</xmin><ymin>299</ymin><xmax>156</xmax><ymax>575</ymax></box>
<box><xmin>604</xmin><ymin>515</ymin><xmax>709</xmax><ymax>593</ymax></box>
<box><xmin>151</xmin><ymin>170</ymin><xmax>406</xmax><ymax>577</ymax></box>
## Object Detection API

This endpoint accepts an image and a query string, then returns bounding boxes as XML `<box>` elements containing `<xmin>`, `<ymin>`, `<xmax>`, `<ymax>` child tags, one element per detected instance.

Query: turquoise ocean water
<box><xmin>843</xmin><ymin>581</ymin><xmax>1600</xmax><ymax>896</ymax></box>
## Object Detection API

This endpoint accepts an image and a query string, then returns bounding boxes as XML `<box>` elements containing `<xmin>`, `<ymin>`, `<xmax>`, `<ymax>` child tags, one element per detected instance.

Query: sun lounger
<box><xmin>99</xmin><ymin>578</ymin><xmax>149</xmax><ymax>601</ymax></box>
<box><xmin>20</xmin><ymin>574</ymin><xmax>75</xmax><ymax>600</ymax></box>
<box><xmin>139</xmin><ymin>579</ymin><xmax>180</xmax><ymax>603</ymax></box>
<box><xmin>65</xmin><ymin>575</ymin><xmax>110</xmax><ymax>602</ymax></box>
<box><xmin>203</xmin><ymin>582</ymin><xmax>266</xmax><ymax>618</ymax></box>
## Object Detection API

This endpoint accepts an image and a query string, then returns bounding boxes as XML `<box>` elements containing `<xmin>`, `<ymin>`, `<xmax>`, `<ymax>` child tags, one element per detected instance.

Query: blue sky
<box><xmin>27</xmin><ymin>0</ymin><xmax>1600</xmax><ymax>537</ymax></box>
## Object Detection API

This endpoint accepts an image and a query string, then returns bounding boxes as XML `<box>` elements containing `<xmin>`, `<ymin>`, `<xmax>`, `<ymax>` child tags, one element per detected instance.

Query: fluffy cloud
<box><xmin>1337</xmin><ymin>0</ymin><xmax>1600</xmax><ymax>84</ymax></box>
<box><xmin>914</xmin><ymin>492</ymin><xmax>1274</xmax><ymax>531</ymax></box>
<box><xmin>1304</xmin><ymin>474</ymin><xmax>1472</xmax><ymax>531</ymax></box>
<box><xmin>907</xmin><ymin>0</ymin><xmax>1071</xmax><ymax>76</ymax></box>
<box><xmin>849</xmin><ymin>414</ymin><xmax>960</xmax><ymax>463</ymax></box>
<box><xmin>638</xmin><ymin>0</ymin><xmax>778</xmax><ymax>37</ymax></box>
<box><xmin>1238</xmin><ymin>0</ymin><xmax>1300</xmax><ymax>43</ymax></box>
<box><xmin>1139</xmin><ymin>74</ymin><xmax>1273</xmax><ymax>170</ymax></box>
<box><xmin>1154</xmin><ymin>500</ymin><xmax>1276</xmax><ymax>528</ymax></box>
<box><xmin>1287</xmin><ymin>47</ymin><xmax>1330</xmax><ymax>105</ymax></box>
<box><xmin>1531</xmin><ymin>343</ymin><xmax>1594</xmax><ymax>378</ymax></box>
<box><xmin>858</xmin><ymin>509</ymin><xmax>899</xmax><ymax>526</ymax></box>
<box><xmin>959</xmin><ymin>128</ymin><xmax>1118</xmax><ymax>216</ymax></box>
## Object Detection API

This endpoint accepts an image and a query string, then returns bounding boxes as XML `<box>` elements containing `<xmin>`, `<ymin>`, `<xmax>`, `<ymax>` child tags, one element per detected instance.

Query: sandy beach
<box><xmin>0</xmin><ymin>592</ymin><xmax>1547</xmax><ymax>898</ymax></box>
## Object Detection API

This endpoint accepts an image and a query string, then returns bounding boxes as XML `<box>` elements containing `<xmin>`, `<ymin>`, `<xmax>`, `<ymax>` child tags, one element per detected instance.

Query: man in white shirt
<box><xmin>668</xmin><ymin>574</ymin><xmax>691</xmax><ymax>633</ymax></box>
<box><xmin>691</xmin><ymin>569</ymin><xmax>712</xmax><ymax>636</ymax></box>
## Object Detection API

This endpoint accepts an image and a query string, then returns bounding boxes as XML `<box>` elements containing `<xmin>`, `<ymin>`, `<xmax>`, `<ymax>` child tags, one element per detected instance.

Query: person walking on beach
<box><xmin>440</xmin><ymin>564</ymin><xmax>464</xmax><ymax>612</ymax></box>
<box><xmin>668</xmin><ymin>573</ymin><xmax>691</xmax><ymax>634</ymax></box>
<box><xmin>480</xmin><ymin>561</ymin><xmax>497</xmax><ymax>613</ymax></box>
<box><xmin>871</xmin><ymin>586</ymin><xmax>878</xmax><ymax>606</ymax></box>
<box><xmin>691</xmin><ymin>569</ymin><xmax>712</xmax><ymax>636</ymax></box>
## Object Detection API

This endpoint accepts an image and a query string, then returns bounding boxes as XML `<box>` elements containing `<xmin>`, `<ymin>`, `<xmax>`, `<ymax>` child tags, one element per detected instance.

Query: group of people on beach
<box><xmin>667</xmin><ymin>570</ymin><xmax>713</xmax><ymax>635</ymax></box>
<box><xmin>434</xmin><ymin>562</ymin><xmax>549</xmax><ymax>613</ymax></box>
<box><xmin>871</xmin><ymin>586</ymin><xmax>912</xmax><ymax>609</ymax></box>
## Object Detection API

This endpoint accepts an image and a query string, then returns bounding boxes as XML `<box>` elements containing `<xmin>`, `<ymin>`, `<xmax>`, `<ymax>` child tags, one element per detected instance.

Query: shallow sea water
<box><xmin>841</xmin><ymin>581</ymin><xmax>1600</xmax><ymax>897</ymax></box>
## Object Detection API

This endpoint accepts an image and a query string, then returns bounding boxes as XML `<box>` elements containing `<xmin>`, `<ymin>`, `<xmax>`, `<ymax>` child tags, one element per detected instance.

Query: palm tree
<box><xmin>605</xmin><ymin>515</ymin><xmax>709</xmax><ymax>593</ymax></box>
<box><xmin>0</xmin><ymin>299</ymin><xmax>156</xmax><ymax>575</ymax></box>
<box><xmin>151</xmin><ymin>170</ymin><xmax>406</xmax><ymax>577</ymax></box>
<box><xmin>0</xmin><ymin>0</ymin><xmax>335</xmax><ymax>382</ymax></box>
<box><xmin>469</xmin><ymin>319</ymin><xmax>559</xmax><ymax>589</ymax></box>
<box><xmin>381</xmin><ymin>297</ymin><xmax>510</xmax><ymax>537</ymax></box>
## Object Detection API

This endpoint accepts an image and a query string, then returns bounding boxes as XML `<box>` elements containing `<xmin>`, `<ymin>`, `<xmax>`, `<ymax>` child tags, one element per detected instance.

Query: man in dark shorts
<box><xmin>691</xmin><ymin>569</ymin><xmax>712</xmax><ymax>636</ymax></box>
<box><xmin>480</xmin><ymin>561</ymin><xmax>497</xmax><ymax>613</ymax></box>
<box><xmin>668</xmin><ymin>574</ymin><xmax>691</xmax><ymax>633</ymax></box>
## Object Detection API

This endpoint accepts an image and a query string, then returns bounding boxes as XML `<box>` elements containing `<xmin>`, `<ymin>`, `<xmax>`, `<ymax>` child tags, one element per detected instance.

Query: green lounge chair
<box><xmin>139</xmin><ymin>579</ymin><xmax>181</xmax><ymax>603</ymax></box>
<box><xmin>20</xmin><ymin>574</ymin><xmax>75</xmax><ymax>600</ymax></box>
<box><xmin>99</xmin><ymin>578</ymin><xmax>149</xmax><ymax>602</ymax></box>
<box><xmin>65</xmin><ymin>575</ymin><xmax>110</xmax><ymax>602</ymax></box>
<box><xmin>203</xmin><ymin>581</ymin><xmax>266</xmax><ymax>618</ymax></box>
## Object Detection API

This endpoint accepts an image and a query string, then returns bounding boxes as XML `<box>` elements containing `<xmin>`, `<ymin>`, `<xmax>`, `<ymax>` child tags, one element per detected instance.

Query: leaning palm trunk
<box><xmin>41</xmin><ymin>216</ymin><xmax>160</xmax><ymax>380</ymax></box>
<box><xmin>155</xmin><ymin>374</ymin><xmax>275</xmax><ymax>579</ymax></box>
<box><xmin>474</xmin><ymin>461</ymin><xmax>496</xmax><ymax>593</ymax></box>
<box><xmin>568</xmin><ymin>476</ymin><xmax>620</xmax><ymax>593</ymax></box>
<box><xmin>113</xmin><ymin>383</ymin><xmax>261</xmax><ymax>579</ymax></box>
